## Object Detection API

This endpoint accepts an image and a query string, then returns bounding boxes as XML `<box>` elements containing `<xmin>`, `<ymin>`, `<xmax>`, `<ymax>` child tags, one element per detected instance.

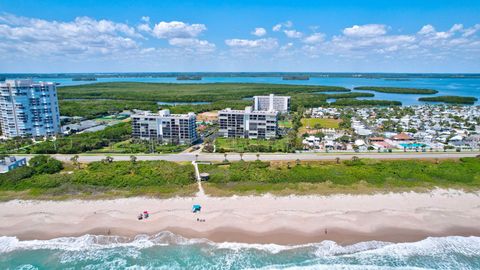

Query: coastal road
<box><xmin>17</xmin><ymin>151</ymin><xmax>480</xmax><ymax>163</ymax></box>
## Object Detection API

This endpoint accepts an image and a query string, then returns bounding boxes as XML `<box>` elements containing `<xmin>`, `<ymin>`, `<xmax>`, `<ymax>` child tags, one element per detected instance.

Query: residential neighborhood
<box><xmin>304</xmin><ymin>105</ymin><xmax>480</xmax><ymax>152</ymax></box>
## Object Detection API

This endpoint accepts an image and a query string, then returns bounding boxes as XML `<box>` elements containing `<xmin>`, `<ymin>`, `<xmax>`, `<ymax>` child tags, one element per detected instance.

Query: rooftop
<box><xmin>220</xmin><ymin>106</ymin><xmax>279</xmax><ymax>115</ymax></box>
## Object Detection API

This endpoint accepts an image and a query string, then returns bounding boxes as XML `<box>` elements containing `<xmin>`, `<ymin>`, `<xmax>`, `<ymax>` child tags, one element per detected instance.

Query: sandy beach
<box><xmin>1</xmin><ymin>189</ymin><xmax>480</xmax><ymax>245</ymax></box>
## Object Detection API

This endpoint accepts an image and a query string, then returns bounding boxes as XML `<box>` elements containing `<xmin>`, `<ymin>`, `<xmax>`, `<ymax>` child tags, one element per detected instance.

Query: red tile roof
<box><xmin>392</xmin><ymin>132</ymin><xmax>413</xmax><ymax>140</ymax></box>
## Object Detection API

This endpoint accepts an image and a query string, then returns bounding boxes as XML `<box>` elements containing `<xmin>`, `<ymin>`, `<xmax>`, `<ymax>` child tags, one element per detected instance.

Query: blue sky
<box><xmin>0</xmin><ymin>0</ymin><xmax>479</xmax><ymax>73</ymax></box>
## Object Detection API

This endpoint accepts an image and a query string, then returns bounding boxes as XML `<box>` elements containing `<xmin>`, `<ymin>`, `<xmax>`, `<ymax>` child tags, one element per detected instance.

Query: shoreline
<box><xmin>12</xmin><ymin>226</ymin><xmax>480</xmax><ymax>246</ymax></box>
<box><xmin>1</xmin><ymin>189</ymin><xmax>480</xmax><ymax>245</ymax></box>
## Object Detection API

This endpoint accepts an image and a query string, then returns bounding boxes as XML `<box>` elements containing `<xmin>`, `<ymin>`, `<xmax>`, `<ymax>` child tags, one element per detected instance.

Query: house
<box><xmin>0</xmin><ymin>156</ymin><xmax>27</xmax><ymax>174</ymax></box>
<box><xmin>448</xmin><ymin>135</ymin><xmax>465</xmax><ymax>147</ymax></box>
<box><xmin>369</xmin><ymin>137</ymin><xmax>385</xmax><ymax>142</ymax></box>
<box><xmin>392</xmin><ymin>132</ymin><xmax>414</xmax><ymax>142</ymax></box>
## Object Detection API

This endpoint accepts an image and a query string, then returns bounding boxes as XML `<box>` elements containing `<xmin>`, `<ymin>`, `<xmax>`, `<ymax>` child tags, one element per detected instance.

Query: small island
<box><xmin>282</xmin><ymin>75</ymin><xmax>310</xmax><ymax>80</ymax></box>
<box><xmin>384</xmin><ymin>78</ymin><xmax>411</xmax><ymax>81</ymax></box>
<box><xmin>72</xmin><ymin>77</ymin><xmax>97</xmax><ymax>81</ymax></box>
<box><xmin>419</xmin><ymin>96</ymin><xmax>478</xmax><ymax>105</ymax></box>
<box><xmin>176</xmin><ymin>75</ymin><xmax>202</xmax><ymax>80</ymax></box>
<box><xmin>354</xmin><ymin>86</ymin><xmax>438</xmax><ymax>94</ymax></box>
<box><xmin>325</xmin><ymin>92</ymin><xmax>375</xmax><ymax>99</ymax></box>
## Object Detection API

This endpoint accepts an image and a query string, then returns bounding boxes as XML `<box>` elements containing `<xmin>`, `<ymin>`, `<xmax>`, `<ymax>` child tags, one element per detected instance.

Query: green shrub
<box><xmin>0</xmin><ymin>166</ymin><xmax>35</xmax><ymax>186</ymax></box>
<box><xmin>29</xmin><ymin>155</ymin><xmax>64</xmax><ymax>174</ymax></box>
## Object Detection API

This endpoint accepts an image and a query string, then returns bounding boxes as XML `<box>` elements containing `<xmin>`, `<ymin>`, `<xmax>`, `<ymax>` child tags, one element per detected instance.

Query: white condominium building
<box><xmin>253</xmin><ymin>94</ymin><xmax>291</xmax><ymax>113</ymax></box>
<box><xmin>218</xmin><ymin>106</ymin><xmax>278</xmax><ymax>139</ymax></box>
<box><xmin>131</xmin><ymin>109</ymin><xmax>198</xmax><ymax>145</ymax></box>
<box><xmin>0</xmin><ymin>79</ymin><xmax>61</xmax><ymax>138</ymax></box>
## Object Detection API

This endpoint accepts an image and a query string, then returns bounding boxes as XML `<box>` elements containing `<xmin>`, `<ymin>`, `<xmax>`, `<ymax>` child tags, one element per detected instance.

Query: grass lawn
<box><xmin>302</xmin><ymin>118</ymin><xmax>341</xmax><ymax>129</ymax></box>
<box><xmin>215</xmin><ymin>137</ymin><xmax>290</xmax><ymax>153</ymax></box>
<box><xmin>299</xmin><ymin>118</ymin><xmax>341</xmax><ymax>135</ymax></box>
<box><xmin>278</xmin><ymin>120</ymin><xmax>293</xmax><ymax>128</ymax></box>
<box><xmin>92</xmin><ymin>139</ymin><xmax>189</xmax><ymax>154</ymax></box>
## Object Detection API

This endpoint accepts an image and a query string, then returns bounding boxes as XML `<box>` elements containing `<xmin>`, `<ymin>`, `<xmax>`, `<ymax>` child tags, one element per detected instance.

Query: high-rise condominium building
<box><xmin>0</xmin><ymin>79</ymin><xmax>61</xmax><ymax>138</ymax></box>
<box><xmin>218</xmin><ymin>106</ymin><xmax>278</xmax><ymax>139</ymax></box>
<box><xmin>131</xmin><ymin>109</ymin><xmax>198</xmax><ymax>145</ymax></box>
<box><xmin>253</xmin><ymin>94</ymin><xmax>291</xmax><ymax>113</ymax></box>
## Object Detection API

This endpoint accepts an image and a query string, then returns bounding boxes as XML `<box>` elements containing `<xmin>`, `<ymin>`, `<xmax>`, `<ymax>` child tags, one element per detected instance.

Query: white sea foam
<box><xmin>253</xmin><ymin>265</ymin><xmax>428</xmax><ymax>270</ymax></box>
<box><xmin>312</xmin><ymin>240</ymin><xmax>391</xmax><ymax>257</ymax></box>
<box><xmin>2</xmin><ymin>234</ymin><xmax>480</xmax><ymax>270</ymax></box>
<box><xmin>1</xmin><ymin>232</ymin><xmax>480</xmax><ymax>260</ymax></box>
<box><xmin>214</xmin><ymin>242</ymin><xmax>308</xmax><ymax>254</ymax></box>
<box><xmin>0</xmin><ymin>232</ymin><xmax>201</xmax><ymax>253</ymax></box>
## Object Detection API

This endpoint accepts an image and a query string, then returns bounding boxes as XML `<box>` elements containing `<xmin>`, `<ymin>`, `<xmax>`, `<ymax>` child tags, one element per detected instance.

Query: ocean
<box><xmin>1</xmin><ymin>232</ymin><xmax>479</xmax><ymax>269</ymax></box>
<box><xmin>31</xmin><ymin>76</ymin><xmax>480</xmax><ymax>106</ymax></box>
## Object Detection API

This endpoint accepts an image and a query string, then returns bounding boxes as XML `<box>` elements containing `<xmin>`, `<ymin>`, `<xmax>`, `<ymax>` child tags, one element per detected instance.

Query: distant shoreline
<box><xmin>2</xmin><ymin>72</ymin><xmax>480</xmax><ymax>80</ymax></box>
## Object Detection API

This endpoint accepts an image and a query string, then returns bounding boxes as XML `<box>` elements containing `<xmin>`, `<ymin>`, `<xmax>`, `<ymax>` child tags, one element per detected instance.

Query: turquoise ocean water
<box><xmin>35</xmin><ymin>76</ymin><xmax>480</xmax><ymax>106</ymax></box>
<box><xmin>1</xmin><ymin>232</ymin><xmax>480</xmax><ymax>269</ymax></box>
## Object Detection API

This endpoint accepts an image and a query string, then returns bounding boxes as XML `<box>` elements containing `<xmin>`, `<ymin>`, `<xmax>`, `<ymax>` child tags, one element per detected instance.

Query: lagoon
<box><xmin>8</xmin><ymin>76</ymin><xmax>480</xmax><ymax>105</ymax></box>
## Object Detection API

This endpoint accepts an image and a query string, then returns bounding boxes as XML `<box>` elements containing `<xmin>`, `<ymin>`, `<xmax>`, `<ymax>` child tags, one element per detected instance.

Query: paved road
<box><xmin>18</xmin><ymin>152</ymin><xmax>480</xmax><ymax>163</ymax></box>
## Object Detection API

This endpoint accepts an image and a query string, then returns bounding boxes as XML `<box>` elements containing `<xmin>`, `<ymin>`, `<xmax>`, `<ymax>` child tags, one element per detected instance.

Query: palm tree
<box><xmin>335</xmin><ymin>157</ymin><xmax>340</xmax><ymax>164</ymax></box>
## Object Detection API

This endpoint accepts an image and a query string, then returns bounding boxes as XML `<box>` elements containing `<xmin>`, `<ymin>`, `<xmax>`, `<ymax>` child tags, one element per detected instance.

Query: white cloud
<box><xmin>303</xmin><ymin>33</ymin><xmax>325</xmax><ymax>44</ymax></box>
<box><xmin>463</xmin><ymin>24</ymin><xmax>480</xmax><ymax>37</ymax></box>
<box><xmin>137</xmin><ymin>23</ymin><xmax>151</xmax><ymax>32</ymax></box>
<box><xmin>0</xmin><ymin>13</ymin><xmax>218</xmax><ymax>61</ymax></box>
<box><xmin>150</xmin><ymin>21</ymin><xmax>206</xmax><ymax>39</ymax></box>
<box><xmin>225</xmin><ymin>38</ymin><xmax>278</xmax><ymax>50</ymax></box>
<box><xmin>251</xmin><ymin>27</ymin><xmax>267</xmax><ymax>37</ymax></box>
<box><xmin>418</xmin><ymin>24</ymin><xmax>435</xmax><ymax>35</ymax></box>
<box><xmin>417</xmin><ymin>24</ymin><xmax>464</xmax><ymax>40</ymax></box>
<box><xmin>272</xmin><ymin>24</ymin><xmax>282</xmax><ymax>32</ymax></box>
<box><xmin>277</xmin><ymin>42</ymin><xmax>297</xmax><ymax>57</ymax></box>
<box><xmin>302</xmin><ymin>23</ymin><xmax>480</xmax><ymax>63</ymax></box>
<box><xmin>0</xmin><ymin>14</ymin><xmax>141</xmax><ymax>58</ymax></box>
<box><xmin>168</xmin><ymin>38</ymin><xmax>215</xmax><ymax>52</ymax></box>
<box><xmin>449</xmin><ymin>24</ymin><xmax>463</xmax><ymax>32</ymax></box>
<box><xmin>272</xmin><ymin>21</ymin><xmax>293</xmax><ymax>32</ymax></box>
<box><xmin>1</xmin><ymin>13</ymin><xmax>479</xmax><ymax>71</ymax></box>
<box><xmin>284</xmin><ymin>29</ymin><xmax>303</xmax><ymax>38</ymax></box>
<box><xmin>343</xmin><ymin>24</ymin><xmax>387</xmax><ymax>37</ymax></box>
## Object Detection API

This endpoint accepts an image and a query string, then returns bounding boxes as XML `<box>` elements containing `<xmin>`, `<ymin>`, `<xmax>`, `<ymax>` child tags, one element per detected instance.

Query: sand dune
<box><xmin>1</xmin><ymin>189</ymin><xmax>479</xmax><ymax>245</ymax></box>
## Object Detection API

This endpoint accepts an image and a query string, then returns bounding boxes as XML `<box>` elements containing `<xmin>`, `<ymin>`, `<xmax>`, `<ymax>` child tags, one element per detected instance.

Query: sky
<box><xmin>0</xmin><ymin>0</ymin><xmax>479</xmax><ymax>73</ymax></box>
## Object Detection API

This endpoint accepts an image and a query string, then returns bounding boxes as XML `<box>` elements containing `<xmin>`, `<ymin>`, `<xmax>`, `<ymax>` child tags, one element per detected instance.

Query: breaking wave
<box><xmin>1</xmin><ymin>232</ymin><xmax>480</xmax><ymax>269</ymax></box>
